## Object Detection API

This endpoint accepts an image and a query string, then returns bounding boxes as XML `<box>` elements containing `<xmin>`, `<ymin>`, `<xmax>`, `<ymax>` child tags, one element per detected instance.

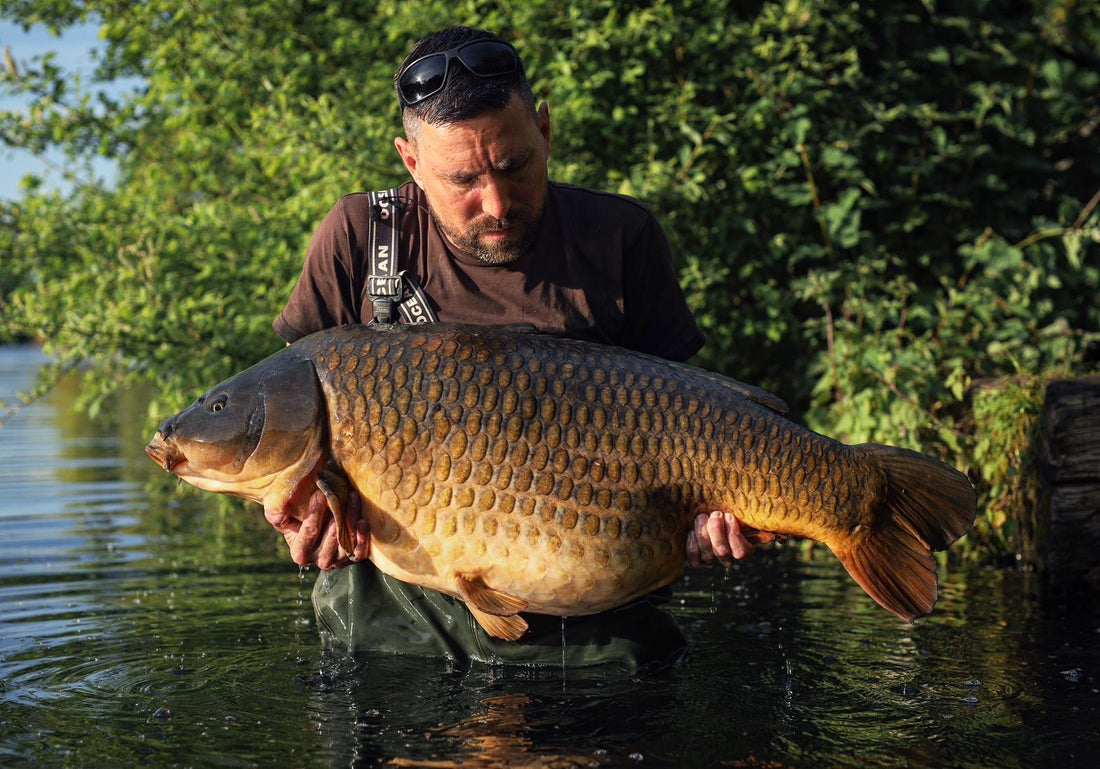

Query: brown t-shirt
<box><xmin>274</xmin><ymin>181</ymin><xmax>704</xmax><ymax>362</ymax></box>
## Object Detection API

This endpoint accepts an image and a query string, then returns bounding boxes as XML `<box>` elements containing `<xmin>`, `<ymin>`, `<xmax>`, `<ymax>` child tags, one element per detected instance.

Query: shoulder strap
<box><xmin>366</xmin><ymin>188</ymin><xmax>437</xmax><ymax>324</ymax></box>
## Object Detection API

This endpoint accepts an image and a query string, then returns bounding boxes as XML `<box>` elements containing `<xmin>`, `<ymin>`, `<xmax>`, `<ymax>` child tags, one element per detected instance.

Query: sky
<box><xmin>0</xmin><ymin>18</ymin><xmax>129</xmax><ymax>201</ymax></box>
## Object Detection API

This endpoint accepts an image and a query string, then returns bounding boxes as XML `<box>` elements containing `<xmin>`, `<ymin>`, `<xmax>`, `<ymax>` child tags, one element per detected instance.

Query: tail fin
<box><xmin>833</xmin><ymin>445</ymin><xmax>976</xmax><ymax>621</ymax></box>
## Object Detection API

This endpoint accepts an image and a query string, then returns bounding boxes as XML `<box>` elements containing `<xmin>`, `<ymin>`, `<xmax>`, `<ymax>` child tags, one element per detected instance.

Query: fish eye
<box><xmin>209</xmin><ymin>393</ymin><xmax>229</xmax><ymax>413</ymax></box>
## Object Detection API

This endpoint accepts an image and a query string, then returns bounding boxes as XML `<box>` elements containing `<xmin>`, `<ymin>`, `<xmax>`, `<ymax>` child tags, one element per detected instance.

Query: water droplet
<box><xmin>629</xmin><ymin>752</ymin><xmax>644</xmax><ymax>762</ymax></box>
<box><xmin>964</xmin><ymin>679</ymin><xmax>982</xmax><ymax>688</ymax></box>
<box><xmin>1061</xmin><ymin>668</ymin><xmax>1082</xmax><ymax>683</ymax></box>
<box><xmin>561</xmin><ymin>617</ymin><xmax>567</xmax><ymax>686</ymax></box>
<box><xmin>153</xmin><ymin>706</ymin><xmax>172</xmax><ymax>721</ymax></box>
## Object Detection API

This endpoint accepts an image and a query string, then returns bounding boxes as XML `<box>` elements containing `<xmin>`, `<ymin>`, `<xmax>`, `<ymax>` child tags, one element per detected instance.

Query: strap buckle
<box><xmin>367</xmin><ymin>275</ymin><xmax>403</xmax><ymax>324</ymax></box>
<box><xmin>365</xmin><ymin>188</ymin><xmax>438</xmax><ymax>325</ymax></box>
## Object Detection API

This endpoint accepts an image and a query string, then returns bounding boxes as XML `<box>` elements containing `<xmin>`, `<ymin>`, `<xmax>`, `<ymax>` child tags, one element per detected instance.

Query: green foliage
<box><xmin>2</xmin><ymin>0</ymin><xmax>1098</xmax><ymax>562</ymax></box>
<box><xmin>969</xmin><ymin>377</ymin><xmax>1048</xmax><ymax>568</ymax></box>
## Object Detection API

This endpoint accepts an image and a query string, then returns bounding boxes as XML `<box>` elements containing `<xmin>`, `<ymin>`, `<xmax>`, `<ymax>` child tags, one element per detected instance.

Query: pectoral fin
<box><xmin>455</xmin><ymin>574</ymin><xmax>529</xmax><ymax>641</ymax></box>
<box><xmin>316</xmin><ymin>464</ymin><xmax>354</xmax><ymax>555</ymax></box>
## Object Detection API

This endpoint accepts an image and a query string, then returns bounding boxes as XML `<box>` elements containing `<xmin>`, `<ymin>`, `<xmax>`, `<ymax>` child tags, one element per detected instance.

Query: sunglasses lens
<box><xmin>399</xmin><ymin>41</ymin><xmax>519</xmax><ymax>106</ymax></box>
<box><xmin>458</xmin><ymin>41</ymin><xmax>518</xmax><ymax>77</ymax></box>
<box><xmin>399</xmin><ymin>54</ymin><xmax>447</xmax><ymax>105</ymax></box>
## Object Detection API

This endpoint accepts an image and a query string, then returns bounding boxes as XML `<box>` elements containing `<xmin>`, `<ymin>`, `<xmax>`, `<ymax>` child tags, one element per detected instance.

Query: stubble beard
<box><xmin>429</xmin><ymin>203</ymin><xmax>544</xmax><ymax>266</ymax></box>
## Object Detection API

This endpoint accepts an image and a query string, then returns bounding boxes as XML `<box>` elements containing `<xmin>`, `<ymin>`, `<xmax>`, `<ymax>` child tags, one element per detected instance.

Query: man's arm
<box><xmin>274</xmin><ymin>196</ymin><xmax>365</xmax><ymax>344</ymax></box>
<box><xmin>618</xmin><ymin>209</ymin><xmax>706</xmax><ymax>362</ymax></box>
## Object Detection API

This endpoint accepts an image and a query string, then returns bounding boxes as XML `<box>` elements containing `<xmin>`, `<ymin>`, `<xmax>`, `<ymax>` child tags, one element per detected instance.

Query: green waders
<box><xmin>312</xmin><ymin>562</ymin><xmax>687</xmax><ymax>672</ymax></box>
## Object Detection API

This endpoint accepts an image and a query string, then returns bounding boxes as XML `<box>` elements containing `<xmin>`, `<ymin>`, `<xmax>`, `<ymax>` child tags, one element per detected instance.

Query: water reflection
<box><xmin>293</xmin><ymin>565</ymin><xmax>1098</xmax><ymax>769</ymax></box>
<box><xmin>1</xmin><ymin>344</ymin><xmax>1098</xmax><ymax>768</ymax></box>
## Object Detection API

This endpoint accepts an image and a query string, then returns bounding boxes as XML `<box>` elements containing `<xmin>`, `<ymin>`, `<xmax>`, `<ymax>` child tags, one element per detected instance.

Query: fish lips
<box><xmin>145</xmin><ymin>433</ymin><xmax>186</xmax><ymax>475</ymax></box>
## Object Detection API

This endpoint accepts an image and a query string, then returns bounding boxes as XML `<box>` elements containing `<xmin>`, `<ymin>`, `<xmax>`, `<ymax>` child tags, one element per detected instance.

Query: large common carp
<box><xmin>146</xmin><ymin>323</ymin><xmax>975</xmax><ymax>640</ymax></box>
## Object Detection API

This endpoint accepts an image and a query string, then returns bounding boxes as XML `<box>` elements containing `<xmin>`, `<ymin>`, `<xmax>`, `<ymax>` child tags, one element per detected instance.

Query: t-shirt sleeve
<box><xmin>273</xmin><ymin>198</ymin><xmax>363</xmax><ymax>343</ymax></box>
<box><xmin>620</xmin><ymin>213</ymin><xmax>706</xmax><ymax>363</ymax></box>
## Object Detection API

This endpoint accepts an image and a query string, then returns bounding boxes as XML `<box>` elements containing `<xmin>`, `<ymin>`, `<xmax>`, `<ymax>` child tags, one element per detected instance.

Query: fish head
<box><xmin>145</xmin><ymin>350</ymin><xmax>327</xmax><ymax>504</ymax></box>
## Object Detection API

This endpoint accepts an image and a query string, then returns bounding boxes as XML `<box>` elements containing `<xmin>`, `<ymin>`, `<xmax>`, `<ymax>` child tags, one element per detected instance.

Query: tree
<box><xmin>2</xmin><ymin>0</ymin><xmax>1098</xmax><ymax>559</ymax></box>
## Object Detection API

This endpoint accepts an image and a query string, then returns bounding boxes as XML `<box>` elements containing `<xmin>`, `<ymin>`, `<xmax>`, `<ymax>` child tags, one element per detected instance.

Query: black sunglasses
<box><xmin>397</xmin><ymin>40</ymin><xmax>519</xmax><ymax>107</ymax></box>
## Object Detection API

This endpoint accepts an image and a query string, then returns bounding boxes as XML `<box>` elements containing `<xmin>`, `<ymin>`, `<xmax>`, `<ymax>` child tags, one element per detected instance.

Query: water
<box><xmin>1</xmin><ymin>343</ymin><xmax>1097</xmax><ymax>768</ymax></box>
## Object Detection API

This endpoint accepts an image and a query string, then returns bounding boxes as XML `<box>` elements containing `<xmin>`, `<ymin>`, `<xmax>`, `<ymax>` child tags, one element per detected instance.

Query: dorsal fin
<box><xmin>664</xmin><ymin>360</ymin><xmax>789</xmax><ymax>414</ymax></box>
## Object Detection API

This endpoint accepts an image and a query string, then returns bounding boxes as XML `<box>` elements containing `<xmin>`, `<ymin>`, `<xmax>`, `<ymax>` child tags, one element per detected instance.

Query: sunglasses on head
<box><xmin>397</xmin><ymin>40</ymin><xmax>519</xmax><ymax>107</ymax></box>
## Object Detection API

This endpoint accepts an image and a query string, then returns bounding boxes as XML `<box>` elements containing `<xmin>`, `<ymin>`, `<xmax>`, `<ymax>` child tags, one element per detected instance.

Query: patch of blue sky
<box><xmin>1</xmin><ymin>18</ymin><xmax>140</xmax><ymax>200</ymax></box>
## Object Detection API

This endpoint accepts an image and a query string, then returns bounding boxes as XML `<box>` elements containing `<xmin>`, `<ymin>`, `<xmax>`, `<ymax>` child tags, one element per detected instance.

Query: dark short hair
<box><xmin>395</xmin><ymin>26</ymin><xmax>535</xmax><ymax>130</ymax></box>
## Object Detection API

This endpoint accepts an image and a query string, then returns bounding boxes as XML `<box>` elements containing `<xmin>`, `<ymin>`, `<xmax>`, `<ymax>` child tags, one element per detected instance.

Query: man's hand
<box><xmin>264</xmin><ymin>490</ymin><xmax>370</xmax><ymax>570</ymax></box>
<box><xmin>686</xmin><ymin>511</ymin><xmax>755</xmax><ymax>568</ymax></box>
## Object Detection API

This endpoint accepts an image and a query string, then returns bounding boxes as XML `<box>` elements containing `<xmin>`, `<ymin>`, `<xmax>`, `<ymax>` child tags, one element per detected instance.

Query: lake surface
<box><xmin>1</xmin><ymin>343</ymin><xmax>1097</xmax><ymax>768</ymax></box>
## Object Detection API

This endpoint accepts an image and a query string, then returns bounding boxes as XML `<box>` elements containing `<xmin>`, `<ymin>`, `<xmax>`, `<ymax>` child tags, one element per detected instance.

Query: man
<box><xmin>268</xmin><ymin>26</ymin><xmax>754</xmax><ymax>670</ymax></box>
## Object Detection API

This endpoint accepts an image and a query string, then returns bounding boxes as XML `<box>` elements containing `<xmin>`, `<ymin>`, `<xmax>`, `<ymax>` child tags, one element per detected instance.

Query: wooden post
<box><xmin>1038</xmin><ymin>376</ymin><xmax>1100</xmax><ymax>588</ymax></box>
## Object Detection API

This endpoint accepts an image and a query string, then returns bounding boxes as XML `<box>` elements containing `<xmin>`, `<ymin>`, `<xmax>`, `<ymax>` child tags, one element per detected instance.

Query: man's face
<box><xmin>395</xmin><ymin>93</ymin><xmax>552</xmax><ymax>264</ymax></box>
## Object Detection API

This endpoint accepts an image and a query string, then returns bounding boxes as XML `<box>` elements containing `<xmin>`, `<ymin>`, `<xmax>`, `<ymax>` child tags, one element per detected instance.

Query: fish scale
<box><xmin>147</xmin><ymin>323</ymin><xmax>976</xmax><ymax>640</ymax></box>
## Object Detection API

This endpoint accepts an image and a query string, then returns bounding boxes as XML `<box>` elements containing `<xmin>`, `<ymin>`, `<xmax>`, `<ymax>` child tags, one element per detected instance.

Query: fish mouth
<box><xmin>145</xmin><ymin>433</ymin><xmax>186</xmax><ymax>474</ymax></box>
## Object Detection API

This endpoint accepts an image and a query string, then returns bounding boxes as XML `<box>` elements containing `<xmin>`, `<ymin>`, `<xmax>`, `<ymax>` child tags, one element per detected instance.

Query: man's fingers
<box><xmin>307</xmin><ymin>489</ymin><xmax>328</xmax><ymax>517</ymax></box>
<box><xmin>313</xmin><ymin>517</ymin><xmax>344</xmax><ymax>570</ymax></box>
<box><xmin>290</xmin><ymin>507</ymin><xmax>324</xmax><ymax>566</ymax></box>
<box><xmin>352</xmin><ymin>518</ymin><xmax>371</xmax><ymax>562</ymax></box>
<box><xmin>704</xmin><ymin>514</ymin><xmax>730</xmax><ymax>563</ymax></box>
<box><xmin>703</xmin><ymin>512</ymin><xmax>736</xmax><ymax>568</ymax></box>
<box><xmin>686</xmin><ymin>520</ymin><xmax>702</xmax><ymax>564</ymax></box>
<box><xmin>339</xmin><ymin>491</ymin><xmax>370</xmax><ymax>563</ymax></box>
<box><xmin>687</xmin><ymin>511</ymin><xmax>757</xmax><ymax>568</ymax></box>
<box><xmin>687</xmin><ymin>512</ymin><xmax>714</xmax><ymax>566</ymax></box>
<box><xmin>724</xmin><ymin>512</ymin><xmax>755</xmax><ymax>560</ymax></box>
<box><xmin>264</xmin><ymin>507</ymin><xmax>298</xmax><ymax>534</ymax></box>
